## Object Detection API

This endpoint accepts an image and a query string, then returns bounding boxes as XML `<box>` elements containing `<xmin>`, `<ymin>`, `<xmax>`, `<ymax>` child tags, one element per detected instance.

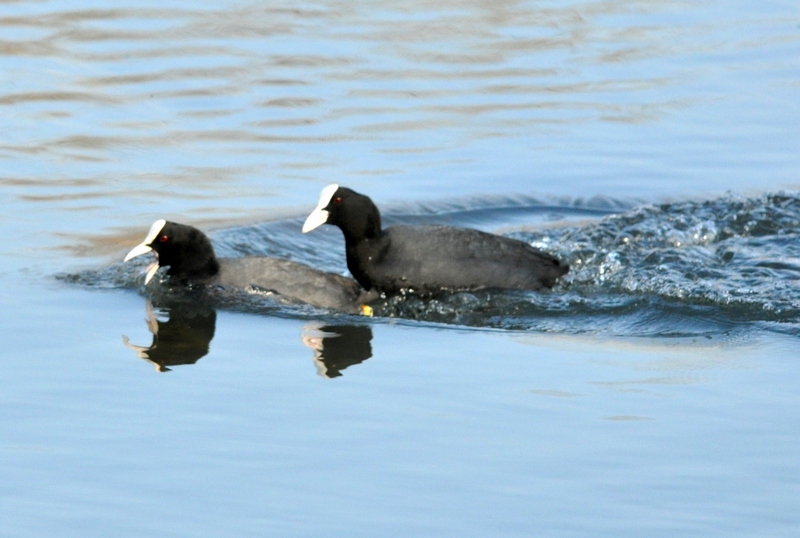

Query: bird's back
<box><xmin>365</xmin><ymin>225</ymin><xmax>567</xmax><ymax>293</ymax></box>
<box><xmin>215</xmin><ymin>257</ymin><xmax>364</xmax><ymax>312</ymax></box>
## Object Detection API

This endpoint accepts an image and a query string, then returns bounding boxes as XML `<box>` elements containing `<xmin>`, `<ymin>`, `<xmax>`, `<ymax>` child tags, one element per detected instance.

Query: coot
<box><xmin>125</xmin><ymin>219</ymin><xmax>369</xmax><ymax>313</ymax></box>
<box><xmin>302</xmin><ymin>185</ymin><xmax>569</xmax><ymax>294</ymax></box>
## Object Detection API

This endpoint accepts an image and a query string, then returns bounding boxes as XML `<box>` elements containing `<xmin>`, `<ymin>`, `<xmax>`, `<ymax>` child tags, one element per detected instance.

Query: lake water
<box><xmin>2</xmin><ymin>1</ymin><xmax>799</xmax><ymax>536</ymax></box>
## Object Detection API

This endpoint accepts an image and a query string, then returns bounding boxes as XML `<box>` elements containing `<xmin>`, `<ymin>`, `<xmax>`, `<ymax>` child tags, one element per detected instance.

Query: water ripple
<box><xmin>60</xmin><ymin>191</ymin><xmax>800</xmax><ymax>339</ymax></box>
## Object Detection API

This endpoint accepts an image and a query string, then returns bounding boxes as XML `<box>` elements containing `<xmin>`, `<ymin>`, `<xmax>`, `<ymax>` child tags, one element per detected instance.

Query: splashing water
<box><xmin>60</xmin><ymin>192</ymin><xmax>800</xmax><ymax>338</ymax></box>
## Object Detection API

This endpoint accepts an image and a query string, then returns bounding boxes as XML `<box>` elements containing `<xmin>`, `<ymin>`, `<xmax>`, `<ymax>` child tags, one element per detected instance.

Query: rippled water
<box><xmin>65</xmin><ymin>191</ymin><xmax>800</xmax><ymax>340</ymax></box>
<box><xmin>3</xmin><ymin>1</ymin><xmax>800</xmax><ymax>536</ymax></box>
<box><xmin>3</xmin><ymin>0</ymin><xmax>799</xmax><ymax>272</ymax></box>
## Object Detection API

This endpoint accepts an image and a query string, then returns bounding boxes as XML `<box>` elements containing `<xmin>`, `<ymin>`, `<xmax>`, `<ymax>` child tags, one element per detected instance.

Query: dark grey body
<box><xmin>347</xmin><ymin>225</ymin><xmax>568</xmax><ymax>294</ymax></box>
<box><xmin>211</xmin><ymin>257</ymin><xmax>365</xmax><ymax>312</ymax></box>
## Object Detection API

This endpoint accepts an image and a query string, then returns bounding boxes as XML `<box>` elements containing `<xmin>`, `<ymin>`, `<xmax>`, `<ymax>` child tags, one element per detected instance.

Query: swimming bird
<box><xmin>124</xmin><ymin>219</ymin><xmax>370</xmax><ymax>313</ymax></box>
<box><xmin>302</xmin><ymin>185</ymin><xmax>569</xmax><ymax>295</ymax></box>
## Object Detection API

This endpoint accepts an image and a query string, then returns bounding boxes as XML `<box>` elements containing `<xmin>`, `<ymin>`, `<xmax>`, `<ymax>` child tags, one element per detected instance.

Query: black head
<box><xmin>124</xmin><ymin>220</ymin><xmax>220</xmax><ymax>283</ymax></box>
<box><xmin>302</xmin><ymin>184</ymin><xmax>382</xmax><ymax>241</ymax></box>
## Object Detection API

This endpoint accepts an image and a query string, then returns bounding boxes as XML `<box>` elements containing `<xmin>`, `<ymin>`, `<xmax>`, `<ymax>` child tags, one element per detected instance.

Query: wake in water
<box><xmin>60</xmin><ymin>192</ymin><xmax>800</xmax><ymax>338</ymax></box>
<box><xmin>552</xmin><ymin>192</ymin><xmax>800</xmax><ymax>334</ymax></box>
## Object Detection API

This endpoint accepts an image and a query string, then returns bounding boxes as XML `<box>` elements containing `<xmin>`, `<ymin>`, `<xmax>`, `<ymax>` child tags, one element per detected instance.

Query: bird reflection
<box><xmin>123</xmin><ymin>299</ymin><xmax>216</xmax><ymax>372</ymax></box>
<box><xmin>123</xmin><ymin>300</ymin><xmax>372</xmax><ymax>376</ymax></box>
<box><xmin>301</xmin><ymin>324</ymin><xmax>373</xmax><ymax>378</ymax></box>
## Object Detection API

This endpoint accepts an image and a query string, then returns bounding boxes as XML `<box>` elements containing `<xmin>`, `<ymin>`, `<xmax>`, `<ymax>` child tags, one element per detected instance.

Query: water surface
<box><xmin>1</xmin><ymin>0</ymin><xmax>799</xmax><ymax>536</ymax></box>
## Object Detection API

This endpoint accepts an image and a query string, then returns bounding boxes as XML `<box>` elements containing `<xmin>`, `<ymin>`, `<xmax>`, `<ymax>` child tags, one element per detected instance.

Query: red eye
<box><xmin>333</xmin><ymin>197</ymin><xmax>342</xmax><ymax>205</ymax></box>
<box><xmin>159</xmin><ymin>235</ymin><xmax>169</xmax><ymax>243</ymax></box>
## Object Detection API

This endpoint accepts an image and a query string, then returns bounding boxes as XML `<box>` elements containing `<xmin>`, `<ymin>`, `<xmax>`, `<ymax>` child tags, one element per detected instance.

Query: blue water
<box><xmin>2</xmin><ymin>0</ymin><xmax>800</xmax><ymax>536</ymax></box>
<box><xmin>68</xmin><ymin>191</ymin><xmax>800</xmax><ymax>338</ymax></box>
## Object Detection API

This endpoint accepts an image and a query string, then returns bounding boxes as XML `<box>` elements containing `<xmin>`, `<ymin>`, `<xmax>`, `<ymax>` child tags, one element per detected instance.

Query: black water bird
<box><xmin>125</xmin><ymin>219</ymin><xmax>369</xmax><ymax>313</ymax></box>
<box><xmin>302</xmin><ymin>185</ymin><xmax>569</xmax><ymax>294</ymax></box>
